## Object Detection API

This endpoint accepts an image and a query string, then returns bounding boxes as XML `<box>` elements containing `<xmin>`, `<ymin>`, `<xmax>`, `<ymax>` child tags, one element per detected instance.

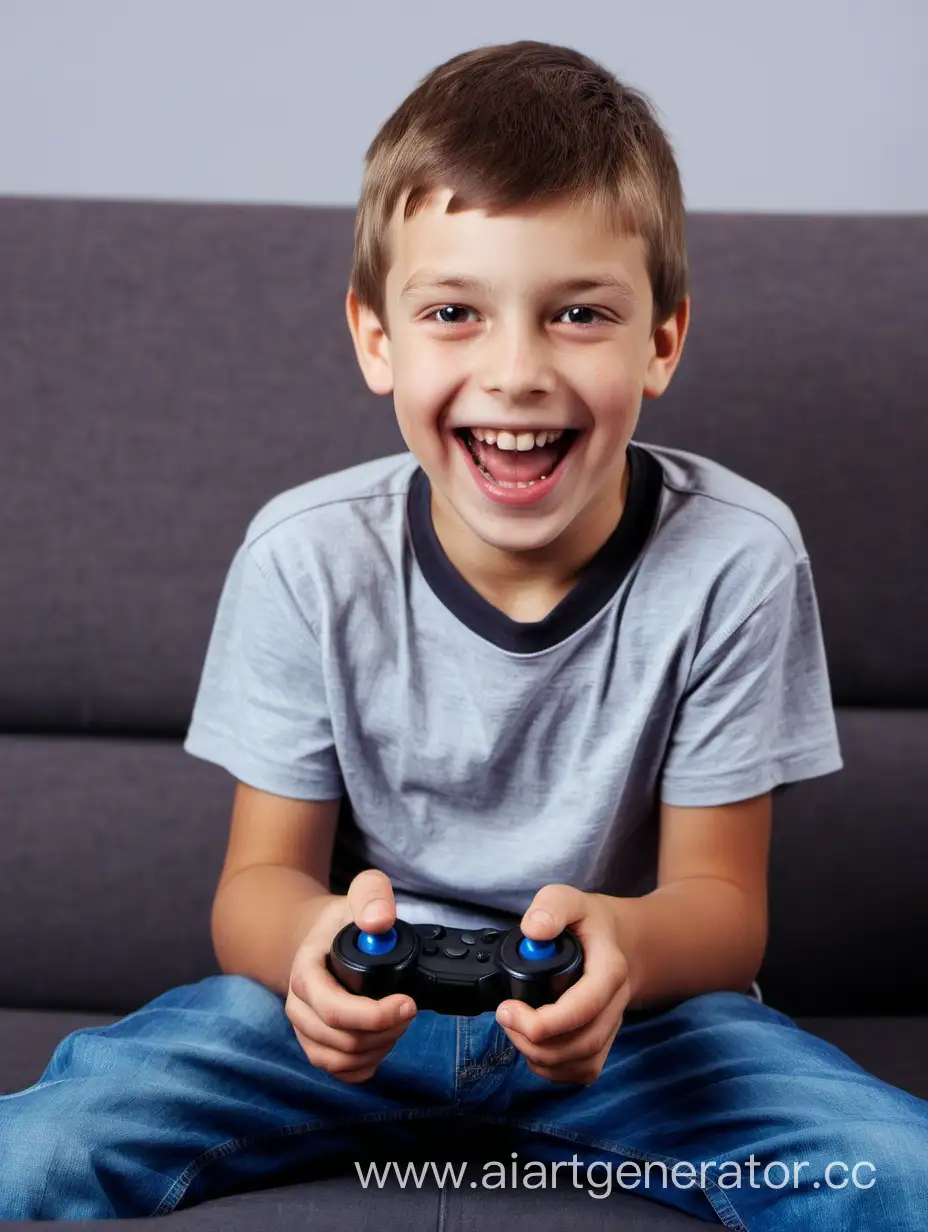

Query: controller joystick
<box><xmin>357</xmin><ymin>928</ymin><xmax>398</xmax><ymax>955</ymax></box>
<box><xmin>327</xmin><ymin>917</ymin><xmax>583</xmax><ymax>1016</ymax></box>
<box><xmin>519</xmin><ymin>936</ymin><xmax>557</xmax><ymax>960</ymax></box>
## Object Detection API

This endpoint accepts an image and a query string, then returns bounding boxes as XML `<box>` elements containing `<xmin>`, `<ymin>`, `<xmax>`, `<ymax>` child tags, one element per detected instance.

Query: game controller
<box><xmin>327</xmin><ymin>917</ymin><xmax>583</xmax><ymax>1015</ymax></box>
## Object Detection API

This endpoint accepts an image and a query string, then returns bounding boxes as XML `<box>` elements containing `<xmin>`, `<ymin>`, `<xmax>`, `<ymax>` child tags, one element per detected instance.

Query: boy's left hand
<box><xmin>495</xmin><ymin>885</ymin><xmax>631</xmax><ymax>1085</ymax></box>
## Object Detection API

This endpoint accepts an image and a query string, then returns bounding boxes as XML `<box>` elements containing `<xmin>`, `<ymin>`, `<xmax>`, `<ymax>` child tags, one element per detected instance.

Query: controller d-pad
<box><xmin>423</xmin><ymin>943</ymin><xmax>439</xmax><ymax>956</ymax></box>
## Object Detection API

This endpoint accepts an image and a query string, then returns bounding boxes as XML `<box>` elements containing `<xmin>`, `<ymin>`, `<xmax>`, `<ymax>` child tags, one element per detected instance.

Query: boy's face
<box><xmin>346</xmin><ymin>186</ymin><xmax>688</xmax><ymax>567</ymax></box>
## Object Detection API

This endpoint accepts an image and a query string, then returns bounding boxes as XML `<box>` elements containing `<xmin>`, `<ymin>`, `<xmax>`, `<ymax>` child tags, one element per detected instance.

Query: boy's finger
<box><xmin>521</xmin><ymin>884</ymin><xmax>587</xmax><ymax>940</ymax></box>
<box><xmin>311</xmin><ymin>966</ymin><xmax>415</xmax><ymax>1033</ymax></box>
<box><xmin>498</xmin><ymin>973</ymin><xmax>604</xmax><ymax>1042</ymax></box>
<box><xmin>347</xmin><ymin>869</ymin><xmax>397</xmax><ymax>931</ymax></box>
<box><xmin>289</xmin><ymin>991</ymin><xmax>413</xmax><ymax>1053</ymax></box>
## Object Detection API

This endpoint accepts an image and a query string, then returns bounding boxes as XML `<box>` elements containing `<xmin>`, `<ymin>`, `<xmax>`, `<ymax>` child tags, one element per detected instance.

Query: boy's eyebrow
<box><xmin>399</xmin><ymin>270</ymin><xmax>637</xmax><ymax>302</ymax></box>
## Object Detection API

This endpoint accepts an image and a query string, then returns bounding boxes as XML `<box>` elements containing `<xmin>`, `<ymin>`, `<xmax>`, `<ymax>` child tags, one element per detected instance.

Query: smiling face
<box><xmin>346</xmin><ymin>186</ymin><xmax>689</xmax><ymax>591</ymax></box>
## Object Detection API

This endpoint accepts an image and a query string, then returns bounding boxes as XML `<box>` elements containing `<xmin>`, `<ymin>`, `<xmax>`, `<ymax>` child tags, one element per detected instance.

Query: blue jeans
<box><xmin>1</xmin><ymin>975</ymin><xmax>926</xmax><ymax>1227</ymax></box>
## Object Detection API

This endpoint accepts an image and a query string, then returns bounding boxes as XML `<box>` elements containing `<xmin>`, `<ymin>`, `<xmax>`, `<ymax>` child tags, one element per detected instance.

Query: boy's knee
<box><xmin>197</xmin><ymin>972</ymin><xmax>290</xmax><ymax>1028</ymax></box>
<box><xmin>652</xmin><ymin>988</ymin><xmax>776</xmax><ymax>1025</ymax></box>
<box><xmin>196</xmin><ymin>970</ymin><xmax>280</xmax><ymax>1002</ymax></box>
<box><xmin>136</xmin><ymin>972</ymin><xmax>288</xmax><ymax>1031</ymax></box>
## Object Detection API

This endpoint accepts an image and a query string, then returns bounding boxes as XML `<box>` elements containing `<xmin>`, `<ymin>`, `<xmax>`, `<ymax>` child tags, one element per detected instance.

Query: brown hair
<box><xmin>348</xmin><ymin>39</ymin><xmax>689</xmax><ymax>339</ymax></box>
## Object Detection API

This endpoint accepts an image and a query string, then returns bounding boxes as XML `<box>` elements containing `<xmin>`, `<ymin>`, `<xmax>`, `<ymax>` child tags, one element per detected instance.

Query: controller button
<box><xmin>476</xmin><ymin>951</ymin><xmax>491</xmax><ymax>962</ymax></box>
<box><xmin>421</xmin><ymin>925</ymin><xmax>445</xmax><ymax>940</ymax></box>
<box><xmin>423</xmin><ymin>943</ymin><xmax>439</xmax><ymax>956</ymax></box>
<box><xmin>519</xmin><ymin>936</ymin><xmax>557</xmax><ymax>961</ymax></box>
<box><xmin>460</xmin><ymin>932</ymin><xmax>477</xmax><ymax>945</ymax></box>
<box><xmin>442</xmin><ymin>945</ymin><xmax>468</xmax><ymax>959</ymax></box>
<box><xmin>481</xmin><ymin>929</ymin><xmax>501</xmax><ymax>943</ymax></box>
<box><xmin>357</xmin><ymin>927</ymin><xmax>398</xmax><ymax>955</ymax></box>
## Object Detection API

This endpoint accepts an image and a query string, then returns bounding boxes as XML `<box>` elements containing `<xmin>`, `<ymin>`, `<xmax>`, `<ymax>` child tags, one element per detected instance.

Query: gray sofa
<box><xmin>1</xmin><ymin>196</ymin><xmax>926</xmax><ymax>1229</ymax></box>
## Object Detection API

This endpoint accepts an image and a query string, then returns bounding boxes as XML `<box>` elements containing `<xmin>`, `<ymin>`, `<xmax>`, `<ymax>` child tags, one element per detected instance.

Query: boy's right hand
<box><xmin>285</xmin><ymin>869</ymin><xmax>418</xmax><ymax>1084</ymax></box>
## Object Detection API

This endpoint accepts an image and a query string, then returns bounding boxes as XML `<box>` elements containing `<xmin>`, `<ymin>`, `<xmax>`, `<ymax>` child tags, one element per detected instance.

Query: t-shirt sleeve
<box><xmin>182</xmin><ymin>541</ymin><xmax>344</xmax><ymax>800</ymax></box>
<box><xmin>659</xmin><ymin>555</ymin><xmax>844</xmax><ymax>807</ymax></box>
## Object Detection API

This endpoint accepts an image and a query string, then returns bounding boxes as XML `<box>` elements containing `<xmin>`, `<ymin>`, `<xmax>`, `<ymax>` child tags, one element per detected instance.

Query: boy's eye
<box><xmin>424</xmin><ymin>305</ymin><xmax>610</xmax><ymax>327</ymax></box>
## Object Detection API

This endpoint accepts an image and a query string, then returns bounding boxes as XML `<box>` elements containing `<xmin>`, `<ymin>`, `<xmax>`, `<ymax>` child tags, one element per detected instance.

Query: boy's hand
<box><xmin>285</xmin><ymin>869</ymin><xmax>418</xmax><ymax>1084</ymax></box>
<box><xmin>496</xmin><ymin>885</ymin><xmax>630</xmax><ymax>1086</ymax></box>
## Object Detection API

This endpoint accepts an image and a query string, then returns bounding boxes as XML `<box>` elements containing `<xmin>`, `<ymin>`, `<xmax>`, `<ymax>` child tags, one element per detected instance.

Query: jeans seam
<box><xmin>462</xmin><ymin>1014</ymin><xmax>471</xmax><ymax>1070</ymax></box>
<box><xmin>467</xmin><ymin>1111</ymin><xmax>749</xmax><ymax>1230</ymax></box>
<box><xmin>149</xmin><ymin>1104</ymin><xmax>458</xmax><ymax>1217</ymax></box>
<box><xmin>453</xmin><ymin>1016</ymin><xmax>462</xmax><ymax>1109</ymax></box>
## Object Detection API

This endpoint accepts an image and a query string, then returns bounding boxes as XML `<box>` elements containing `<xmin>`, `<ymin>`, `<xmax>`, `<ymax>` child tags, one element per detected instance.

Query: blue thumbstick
<box><xmin>357</xmin><ymin>927</ymin><xmax>398</xmax><ymax>955</ymax></box>
<box><xmin>519</xmin><ymin>936</ymin><xmax>557</xmax><ymax>961</ymax></box>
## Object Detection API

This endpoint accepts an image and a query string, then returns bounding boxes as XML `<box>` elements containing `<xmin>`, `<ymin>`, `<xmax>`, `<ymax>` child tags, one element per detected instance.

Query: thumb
<box><xmin>348</xmin><ymin>869</ymin><xmax>397</xmax><ymax>932</ymax></box>
<box><xmin>521</xmin><ymin>884</ymin><xmax>586</xmax><ymax>940</ymax></box>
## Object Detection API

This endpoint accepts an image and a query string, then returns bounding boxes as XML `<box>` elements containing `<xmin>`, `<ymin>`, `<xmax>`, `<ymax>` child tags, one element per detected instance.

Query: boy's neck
<box><xmin>429</xmin><ymin>451</ymin><xmax>631</xmax><ymax>624</ymax></box>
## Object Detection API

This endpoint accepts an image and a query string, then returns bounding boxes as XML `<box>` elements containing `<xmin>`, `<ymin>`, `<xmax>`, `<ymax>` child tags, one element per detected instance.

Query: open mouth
<box><xmin>453</xmin><ymin>427</ymin><xmax>580</xmax><ymax>489</ymax></box>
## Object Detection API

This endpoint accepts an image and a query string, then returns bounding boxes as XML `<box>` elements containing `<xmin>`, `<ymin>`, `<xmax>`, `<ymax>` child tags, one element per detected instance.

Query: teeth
<box><xmin>470</xmin><ymin>428</ymin><xmax>564</xmax><ymax>449</ymax></box>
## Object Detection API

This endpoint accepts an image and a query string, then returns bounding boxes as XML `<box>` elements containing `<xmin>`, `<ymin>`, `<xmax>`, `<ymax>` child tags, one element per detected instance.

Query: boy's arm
<box><xmin>603</xmin><ymin>792</ymin><xmax>772</xmax><ymax>1012</ymax></box>
<box><xmin>210</xmin><ymin>783</ymin><xmax>342</xmax><ymax>998</ymax></box>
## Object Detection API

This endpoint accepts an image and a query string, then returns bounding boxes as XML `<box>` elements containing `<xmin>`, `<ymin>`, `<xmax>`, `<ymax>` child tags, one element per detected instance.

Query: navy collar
<box><xmin>406</xmin><ymin>442</ymin><xmax>663</xmax><ymax>653</ymax></box>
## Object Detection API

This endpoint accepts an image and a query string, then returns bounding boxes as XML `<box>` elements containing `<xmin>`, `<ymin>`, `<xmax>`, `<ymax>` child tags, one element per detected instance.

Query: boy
<box><xmin>2</xmin><ymin>38</ymin><xmax>927</xmax><ymax>1228</ymax></box>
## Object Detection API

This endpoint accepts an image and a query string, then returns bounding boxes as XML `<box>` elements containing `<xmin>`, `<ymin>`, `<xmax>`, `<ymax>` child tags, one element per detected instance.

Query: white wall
<box><xmin>1</xmin><ymin>0</ymin><xmax>924</xmax><ymax>212</ymax></box>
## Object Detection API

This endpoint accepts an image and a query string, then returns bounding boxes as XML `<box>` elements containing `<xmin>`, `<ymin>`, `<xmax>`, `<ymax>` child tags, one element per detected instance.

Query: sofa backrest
<box><xmin>1</xmin><ymin>197</ymin><xmax>926</xmax><ymax>1015</ymax></box>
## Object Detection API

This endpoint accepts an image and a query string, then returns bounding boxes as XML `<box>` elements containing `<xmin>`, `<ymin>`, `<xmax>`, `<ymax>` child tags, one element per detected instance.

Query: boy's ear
<box><xmin>345</xmin><ymin>287</ymin><xmax>394</xmax><ymax>396</ymax></box>
<box><xmin>642</xmin><ymin>295</ymin><xmax>690</xmax><ymax>400</ymax></box>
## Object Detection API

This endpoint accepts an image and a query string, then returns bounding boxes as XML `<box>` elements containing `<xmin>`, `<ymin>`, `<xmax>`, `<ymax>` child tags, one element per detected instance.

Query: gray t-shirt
<box><xmin>183</xmin><ymin>440</ymin><xmax>843</xmax><ymax>933</ymax></box>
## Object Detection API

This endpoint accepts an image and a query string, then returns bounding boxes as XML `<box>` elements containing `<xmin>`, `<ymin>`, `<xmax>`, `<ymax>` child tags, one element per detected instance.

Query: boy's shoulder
<box><xmin>635</xmin><ymin>440</ymin><xmax>812</xmax><ymax>632</ymax></box>
<box><xmin>241</xmin><ymin>449</ymin><xmax>418</xmax><ymax>556</ymax></box>
<box><xmin>640</xmin><ymin>439</ymin><xmax>807</xmax><ymax>564</ymax></box>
